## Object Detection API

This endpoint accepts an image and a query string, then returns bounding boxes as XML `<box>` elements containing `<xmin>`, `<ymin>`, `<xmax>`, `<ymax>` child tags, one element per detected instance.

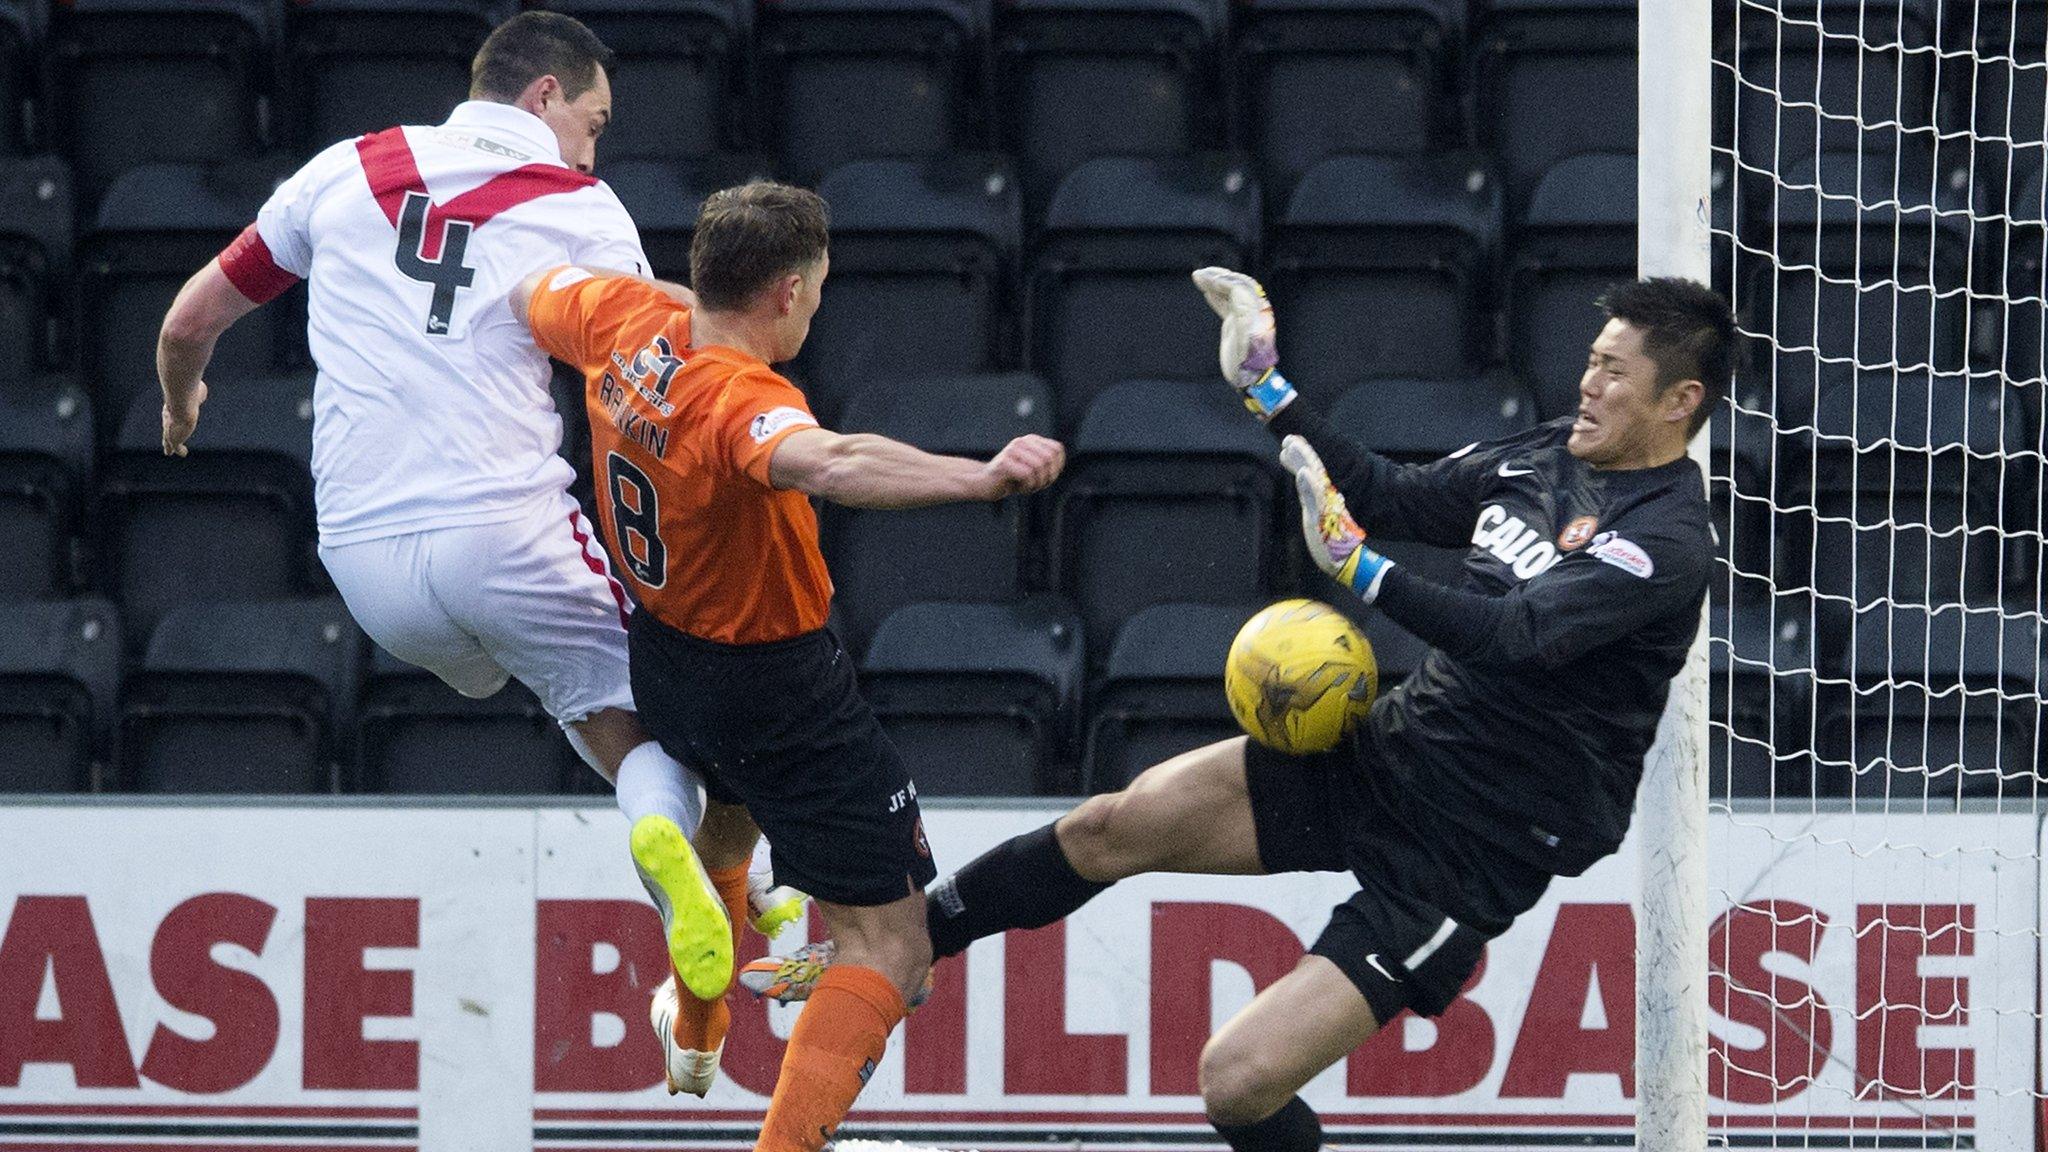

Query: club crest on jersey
<box><xmin>1558</xmin><ymin>515</ymin><xmax>1599</xmax><ymax>551</ymax></box>
<box><xmin>1471</xmin><ymin>504</ymin><xmax>1564</xmax><ymax>580</ymax></box>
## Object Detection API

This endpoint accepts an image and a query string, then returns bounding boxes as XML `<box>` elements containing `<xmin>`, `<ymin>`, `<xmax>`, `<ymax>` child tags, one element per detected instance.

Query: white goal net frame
<box><xmin>1643</xmin><ymin>0</ymin><xmax>2048</xmax><ymax>1147</ymax></box>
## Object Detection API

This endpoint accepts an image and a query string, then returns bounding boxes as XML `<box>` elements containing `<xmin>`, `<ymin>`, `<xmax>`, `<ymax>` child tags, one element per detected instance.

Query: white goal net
<box><xmin>1704</xmin><ymin>0</ymin><xmax>2046</xmax><ymax>1146</ymax></box>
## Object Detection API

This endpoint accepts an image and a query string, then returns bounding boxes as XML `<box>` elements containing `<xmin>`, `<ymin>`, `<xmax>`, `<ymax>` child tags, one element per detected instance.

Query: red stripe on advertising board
<box><xmin>0</xmin><ymin>1145</ymin><xmax>414</xmax><ymax>1151</ymax></box>
<box><xmin>530</xmin><ymin>1108</ymin><xmax>1970</xmax><ymax>1130</ymax></box>
<box><xmin>0</xmin><ymin>1106</ymin><xmax>416</xmax><ymax>1119</ymax></box>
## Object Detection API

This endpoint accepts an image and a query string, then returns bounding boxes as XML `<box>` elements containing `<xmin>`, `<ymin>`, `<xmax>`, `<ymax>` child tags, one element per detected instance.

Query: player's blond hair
<box><xmin>689</xmin><ymin>181</ymin><xmax>831</xmax><ymax>312</ymax></box>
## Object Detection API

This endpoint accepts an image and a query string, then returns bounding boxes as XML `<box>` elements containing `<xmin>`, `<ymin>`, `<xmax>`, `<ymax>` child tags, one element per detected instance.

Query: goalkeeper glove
<box><xmin>1192</xmin><ymin>266</ymin><xmax>1296</xmax><ymax>421</ymax></box>
<box><xmin>1281</xmin><ymin>434</ymin><xmax>1392</xmax><ymax>603</ymax></box>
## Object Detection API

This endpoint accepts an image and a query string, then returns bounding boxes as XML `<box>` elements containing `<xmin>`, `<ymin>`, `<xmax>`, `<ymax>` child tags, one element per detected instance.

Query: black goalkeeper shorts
<box><xmin>1246</xmin><ymin>730</ymin><xmax>1554</xmax><ymax>1024</ymax></box>
<box><xmin>628</xmin><ymin>610</ymin><xmax>937</xmax><ymax>908</ymax></box>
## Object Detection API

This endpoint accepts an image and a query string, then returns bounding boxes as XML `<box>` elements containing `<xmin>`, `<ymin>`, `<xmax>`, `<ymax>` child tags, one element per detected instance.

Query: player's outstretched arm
<box><xmin>156</xmin><ymin>260</ymin><xmax>262</xmax><ymax>457</ymax></box>
<box><xmin>510</xmin><ymin>265</ymin><xmax>696</xmax><ymax>331</ymax></box>
<box><xmin>768</xmin><ymin>427</ymin><xmax>1065</xmax><ymax>510</ymax></box>
<box><xmin>1194</xmin><ymin>266</ymin><xmax>1493</xmax><ymax>546</ymax></box>
<box><xmin>1286</xmin><ymin>436</ymin><xmax>1707</xmax><ymax>669</ymax></box>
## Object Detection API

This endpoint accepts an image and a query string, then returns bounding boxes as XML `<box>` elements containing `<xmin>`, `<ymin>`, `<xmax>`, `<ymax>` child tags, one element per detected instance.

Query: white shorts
<box><xmin>319</xmin><ymin>493</ymin><xmax>636</xmax><ymax>725</ymax></box>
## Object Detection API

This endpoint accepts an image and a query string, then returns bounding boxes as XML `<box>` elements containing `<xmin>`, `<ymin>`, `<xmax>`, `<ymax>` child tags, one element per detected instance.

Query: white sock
<box><xmin>615</xmin><ymin>741</ymin><xmax>705</xmax><ymax>836</ymax></box>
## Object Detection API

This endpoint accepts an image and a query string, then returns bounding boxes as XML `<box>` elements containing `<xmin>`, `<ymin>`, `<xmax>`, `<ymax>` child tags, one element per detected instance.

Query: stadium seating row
<box><xmin>0</xmin><ymin>371</ymin><xmax>1527</xmax><ymax>650</ymax></box>
<box><xmin>1</xmin><ymin>147</ymin><xmax>2038</xmax><ymax>440</ymax></box>
<box><xmin>3</xmin><ymin>0</ymin><xmax>2037</xmax><ymax>212</ymax></box>
<box><xmin>1711</xmin><ymin>592</ymin><xmax>2048</xmax><ymax>803</ymax></box>
<box><xmin>9</xmin><ymin>358</ymin><xmax>2043</xmax><ymax>686</ymax></box>
<box><xmin>7</xmin><ymin>588</ymin><xmax>2034</xmax><ymax>803</ymax></box>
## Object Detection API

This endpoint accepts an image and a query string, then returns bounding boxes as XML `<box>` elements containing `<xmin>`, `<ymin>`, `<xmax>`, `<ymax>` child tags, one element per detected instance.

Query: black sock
<box><xmin>1212</xmin><ymin>1097</ymin><xmax>1323</xmax><ymax>1152</ymax></box>
<box><xmin>925</xmin><ymin>821</ymin><xmax>1110</xmax><ymax>958</ymax></box>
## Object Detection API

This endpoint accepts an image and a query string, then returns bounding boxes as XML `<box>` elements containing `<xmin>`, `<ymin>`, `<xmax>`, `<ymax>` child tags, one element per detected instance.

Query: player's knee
<box><xmin>1198</xmin><ymin>1034</ymin><xmax>1289</xmax><ymax>1127</ymax></box>
<box><xmin>858</xmin><ymin>926</ymin><xmax>931</xmax><ymax>1003</ymax></box>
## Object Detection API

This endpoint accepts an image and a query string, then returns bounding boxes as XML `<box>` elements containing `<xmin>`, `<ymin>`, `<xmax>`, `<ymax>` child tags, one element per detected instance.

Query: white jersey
<box><xmin>244</xmin><ymin>101</ymin><xmax>648</xmax><ymax>546</ymax></box>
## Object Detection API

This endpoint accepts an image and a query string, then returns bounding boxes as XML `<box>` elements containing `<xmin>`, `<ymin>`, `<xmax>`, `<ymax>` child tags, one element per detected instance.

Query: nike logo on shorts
<box><xmin>1365</xmin><ymin>953</ymin><xmax>1404</xmax><ymax>983</ymax></box>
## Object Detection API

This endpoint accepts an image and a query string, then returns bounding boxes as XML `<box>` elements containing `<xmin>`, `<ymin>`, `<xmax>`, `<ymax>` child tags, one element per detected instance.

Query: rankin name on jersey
<box><xmin>596</xmin><ymin>370</ymin><xmax>671</xmax><ymax>459</ymax></box>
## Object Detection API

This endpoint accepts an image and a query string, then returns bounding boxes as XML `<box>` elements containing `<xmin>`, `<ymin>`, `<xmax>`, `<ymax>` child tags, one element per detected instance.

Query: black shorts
<box><xmin>1246</xmin><ymin>731</ymin><xmax>1553</xmax><ymax>1024</ymax></box>
<box><xmin>628</xmin><ymin>610</ymin><xmax>937</xmax><ymax>907</ymax></box>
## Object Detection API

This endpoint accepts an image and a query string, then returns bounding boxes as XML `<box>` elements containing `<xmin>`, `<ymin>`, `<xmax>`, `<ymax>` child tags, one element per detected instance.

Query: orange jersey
<box><xmin>526</xmin><ymin>268</ymin><xmax>833</xmax><ymax>645</ymax></box>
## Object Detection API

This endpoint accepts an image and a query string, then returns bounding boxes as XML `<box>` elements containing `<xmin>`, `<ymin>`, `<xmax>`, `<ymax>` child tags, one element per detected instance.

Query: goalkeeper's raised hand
<box><xmin>1192</xmin><ymin>266</ymin><xmax>1296</xmax><ymax>421</ymax></box>
<box><xmin>1282</xmin><ymin>435</ymin><xmax>1392</xmax><ymax>603</ymax></box>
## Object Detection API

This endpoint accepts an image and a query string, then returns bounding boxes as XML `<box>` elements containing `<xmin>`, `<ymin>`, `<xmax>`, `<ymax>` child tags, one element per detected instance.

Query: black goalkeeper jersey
<box><xmin>1267</xmin><ymin>404</ymin><xmax>1713</xmax><ymax>876</ymax></box>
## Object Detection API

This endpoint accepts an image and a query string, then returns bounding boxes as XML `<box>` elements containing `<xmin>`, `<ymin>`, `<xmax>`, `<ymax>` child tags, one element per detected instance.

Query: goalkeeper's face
<box><xmin>1569</xmin><ymin>319</ymin><xmax>1691</xmax><ymax>470</ymax></box>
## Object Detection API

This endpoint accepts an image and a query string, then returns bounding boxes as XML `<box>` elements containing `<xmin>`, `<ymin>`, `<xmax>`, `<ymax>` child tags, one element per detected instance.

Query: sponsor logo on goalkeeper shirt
<box><xmin>1587</xmin><ymin>531</ymin><xmax>1654</xmax><ymax>578</ymax></box>
<box><xmin>1471</xmin><ymin>504</ymin><xmax>1564</xmax><ymax>579</ymax></box>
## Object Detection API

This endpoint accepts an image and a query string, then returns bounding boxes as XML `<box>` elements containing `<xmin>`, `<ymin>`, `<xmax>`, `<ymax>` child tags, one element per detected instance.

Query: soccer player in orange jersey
<box><xmin>514</xmin><ymin>180</ymin><xmax>1063</xmax><ymax>1147</ymax></box>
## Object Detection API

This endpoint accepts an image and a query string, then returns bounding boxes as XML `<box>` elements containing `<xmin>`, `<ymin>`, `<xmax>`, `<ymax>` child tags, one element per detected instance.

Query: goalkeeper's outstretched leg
<box><xmin>925</xmin><ymin>737</ymin><xmax>1264</xmax><ymax>960</ymax></box>
<box><xmin>741</xmin><ymin>736</ymin><xmax>1261</xmax><ymax>997</ymax></box>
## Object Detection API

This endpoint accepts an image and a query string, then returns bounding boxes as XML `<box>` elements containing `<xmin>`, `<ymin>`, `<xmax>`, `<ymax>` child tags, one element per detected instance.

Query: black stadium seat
<box><xmin>1508</xmin><ymin>153</ymin><xmax>1637</xmax><ymax>418</ymax></box>
<box><xmin>97</xmin><ymin>376</ymin><xmax>318</xmax><ymax>648</ymax></box>
<box><xmin>78</xmin><ymin>160</ymin><xmax>306</xmax><ymax>444</ymax></box>
<box><xmin>1745</xmin><ymin>150</ymin><xmax>1972</xmax><ymax>422</ymax></box>
<box><xmin>0</xmin><ymin>384</ymin><xmax>92</xmax><ymax>601</ymax></box>
<box><xmin>0</xmin><ymin>598</ymin><xmax>120</xmax><ymax>792</ymax></box>
<box><xmin>357</xmin><ymin>646</ymin><xmax>573</xmax><ymax>794</ymax></box>
<box><xmin>1965</xmin><ymin>0</ymin><xmax>2045</xmax><ymax>214</ymax></box>
<box><xmin>1028</xmin><ymin>154</ymin><xmax>1260</xmax><ymax>429</ymax></box>
<box><xmin>862</xmin><ymin>597</ymin><xmax>1084</xmax><ymax>796</ymax></box>
<box><xmin>44</xmin><ymin>0</ymin><xmax>269</xmax><ymax>208</ymax></box>
<box><xmin>1329</xmin><ymin>374</ymin><xmax>1536</xmax><ymax>464</ymax></box>
<box><xmin>1232</xmin><ymin>0</ymin><xmax>1459</xmax><ymax>202</ymax></box>
<box><xmin>0</xmin><ymin>1</ymin><xmax>31</xmax><ymax>156</ymax></box>
<box><xmin>826</xmin><ymin>372</ymin><xmax>1052</xmax><ymax>653</ymax></box>
<box><xmin>1053</xmin><ymin>381</ymin><xmax>1279</xmax><ymax>665</ymax></box>
<box><xmin>1726</xmin><ymin>0</ymin><xmax>1937</xmax><ymax>178</ymax></box>
<box><xmin>122</xmin><ymin>598</ymin><xmax>362</xmax><ymax>793</ymax></box>
<box><xmin>1473</xmin><ymin>0</ymin><xmax>1638</xmax><ymax>210</ymax></box>
<box><xmin>1268</xmin><ymin>152</ymin><xmax>1500</xmax><ymax>384</ymax></box>
<box><xmin>1817</xmin><ymin>603</ymin><xmax>2044</xmax><ymax>802</ymax></box>
<box><xmin>283</xmin><ymin>0</ymin><xmax>505</xmax><ymax>153</ymax></box>
<box><xmin>798</xmin><ymin>154</ymin><xmax>1020</xmax><ymax>423</ymax></box>
<box><xmin>1083</xmin><ymin>601</ymin><xmax>1252</xmax><ymax>791</ymax></box>
<box><xmin>995</xmin><ymin>0</ymin><xmax>1227</xmax><ymax>209</ymax></box>
<box><xmin>0</xmin><ymin>156</ymin><xmax>71</xmax><ymax>395</ymax></box>
<box><xmin>535</xmin><ymin>0</ymin><xmax>747</xmax><ymax>163</ymax></box>
<box><xmin>758</xmin><ymin>0</ymin><xmax>988</xmax><ymax>183</ymax></box>
<box><xmin>1789</xmin><ymin>373</ymin><xmax>2010</xmax><ymax>612</ymax></box>
<box><xmin>1711</xmin><ymin>592</ymin><xmax>1826</xmax><ymax>801</ymax></box>
<box><xmin>601</xmin><ymin>154</ymin><xmax>770</xmax><ymax>280</ymax></box>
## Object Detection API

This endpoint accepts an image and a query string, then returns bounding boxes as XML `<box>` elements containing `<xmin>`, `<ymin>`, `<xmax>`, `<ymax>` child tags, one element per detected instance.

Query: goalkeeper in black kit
<box><xmin>746</xmin><ymin>268</ymin><xmax>1732</xmax><ymax>1152</ymax></box>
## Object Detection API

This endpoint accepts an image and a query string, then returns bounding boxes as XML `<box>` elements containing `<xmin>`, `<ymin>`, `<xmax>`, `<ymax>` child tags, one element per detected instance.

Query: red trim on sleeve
<box><xmin>216</xmin><ymin>224</ymin><xmax>300</xmax><ymax>304</ymax></box>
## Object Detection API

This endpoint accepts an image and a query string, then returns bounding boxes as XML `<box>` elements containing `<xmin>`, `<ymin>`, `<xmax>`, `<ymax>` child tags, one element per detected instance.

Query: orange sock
<box><xmin>756</xmin><ymin>965</ymin><xmax>906</xmax><ymax>1152</ymax></box>
<box><xmin>668</xmin><ymin>865</ymin><xmax>752</xmax><ymax>1051</ymax></box>
<box><xmin>709</xmin><ymin>864</ymin><xmax>750</xmax><ymax>951</ymax></box>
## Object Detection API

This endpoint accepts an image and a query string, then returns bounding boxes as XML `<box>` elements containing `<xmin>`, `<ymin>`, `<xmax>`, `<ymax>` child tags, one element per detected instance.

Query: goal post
<box><xmin>1636</xmin><ymin>0</ymin><xmax>1714</xmax><ymax>1148</ymax></box>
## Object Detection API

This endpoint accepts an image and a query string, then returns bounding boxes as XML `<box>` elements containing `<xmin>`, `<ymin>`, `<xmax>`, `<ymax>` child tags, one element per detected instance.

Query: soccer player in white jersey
<box><xmin>151</xmin><ymin>11</ymin><xmax>786</xmax><ymax>1096</ymax></box>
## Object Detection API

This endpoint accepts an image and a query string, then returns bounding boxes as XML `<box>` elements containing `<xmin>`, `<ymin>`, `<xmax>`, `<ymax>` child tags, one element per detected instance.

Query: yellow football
<box><xmin>1224</xmin><ymin>599</ymin><xmax>1379</xmax><ymax>755</ymax></box>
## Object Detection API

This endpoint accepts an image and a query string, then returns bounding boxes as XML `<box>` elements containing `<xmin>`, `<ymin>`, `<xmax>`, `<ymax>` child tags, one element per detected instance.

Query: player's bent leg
<box><xmin>1058</xmin><ymin>735</ymin><xmax>1265</xmax><ymax>881</ymax></box>
<box><xmin>630</xmin><ymin>811</ymin><xmax>733</xmax><ymax>1001</ymax></box>
<box><xmin>1199</xmin><ymin>955</ymin><xmax>1378</xmax><ymax>1151</ymax></box>
<box><xmin>757</xmin><ymin>892</ymin><xmax>927</xmax><ymax>1152</ymax></box>
<box><xmin>690</xmin><ymin>802</ymin><xmax>805</xmax><ymax>940</ymax></box>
